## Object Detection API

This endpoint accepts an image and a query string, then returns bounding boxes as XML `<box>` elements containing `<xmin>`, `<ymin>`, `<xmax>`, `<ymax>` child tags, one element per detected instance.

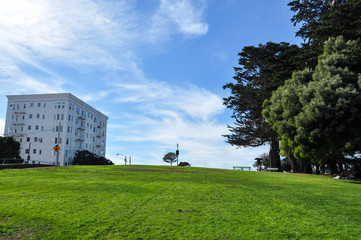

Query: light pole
<box><xmin>176</xmin><ymin>143</ymin><xmax>179</xmax><ymax>166</ymax></box>
<box><xmin>117</xmin><ymin>154</ymin><xmax>127</xmax><ymax>165</ymax></box>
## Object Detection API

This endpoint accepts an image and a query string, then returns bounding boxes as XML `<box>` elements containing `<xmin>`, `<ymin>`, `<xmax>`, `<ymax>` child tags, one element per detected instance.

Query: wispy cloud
<box><xmin>148</xmin><ymin>0</ymin><xmax>209</xmax><ymax>42</ymax></box>
<box><xmin>0</xmin><ymin>0</ymin><xmax>256</xmax><ymax>169</ymax></box>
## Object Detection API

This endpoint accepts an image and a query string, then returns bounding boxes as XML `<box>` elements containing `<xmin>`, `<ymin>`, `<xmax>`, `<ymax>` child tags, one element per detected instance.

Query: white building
<box><xmin>4</xmin><ymin>93</ymin><xmax>108</xmax><ymax>166</ymax></box>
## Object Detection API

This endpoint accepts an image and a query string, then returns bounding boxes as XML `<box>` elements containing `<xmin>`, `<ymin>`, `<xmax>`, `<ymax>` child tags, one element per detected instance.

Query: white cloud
<box><xmin>149</xmin><ymin>0</ymin><xmax>209</xmax><ymax>41</ymax></box>
<box><xmin>0</xmin><ymin>0</ymin><xmax>261</xmax><ymax>169</ymax></box>
<box><xmin>0</xmin><ymin>0</ymin><xmax>140</xmax><ymax>94</ymax></box>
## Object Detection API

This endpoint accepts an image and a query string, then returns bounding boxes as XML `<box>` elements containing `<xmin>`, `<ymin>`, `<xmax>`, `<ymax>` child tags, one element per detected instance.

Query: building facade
<box><xmin>4</xmin><ymin>93</ymin><xmax>108</xmax><ymax>166</ymax></box>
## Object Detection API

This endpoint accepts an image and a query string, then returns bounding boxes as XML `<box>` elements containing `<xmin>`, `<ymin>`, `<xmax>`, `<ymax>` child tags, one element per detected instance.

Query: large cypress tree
<box><xmin>223</xmin><ymin>42</ymin><xmax>306</xmax><ymax>169</ymax></box>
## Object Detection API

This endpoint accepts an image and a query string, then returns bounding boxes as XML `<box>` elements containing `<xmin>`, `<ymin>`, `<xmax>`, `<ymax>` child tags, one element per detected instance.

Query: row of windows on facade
<box><xmin>10</xmin><ymin>102</ymin><xmax>105</xmax><ymax>126</ymax></box>
<box><xmin>11</xmin><ymin>112</ymin><xmax>105</xmax><ymax>128</ymax></box>
<box><xmin>25</xmin><ymin>148</ymin><xmax>42</xmax><ymax>154</ymax></box>
<box><xmin>67</xmin><ymin>103</ymin><xmax>104</xmax><ymax>126</ymax></box>
<box><xmin>9</xmin><ymin>124</ymin><xmax>105</xmax><ymax>141</ymax></box>
<box><xmin>19</xmin><ymin>134</ymin><xmax>104</xmax><ymax>147</ymax></box>
<box><xmin>22</xmin><ymin>142</ymin><xmax>104</xmax><ymax>157</ymax></box>
<box><xmin>10</xmin><ymin>102</ymin><xmax>46</xmax><ymax>110</ymax></box>
<box><xmin>23</xmin><ymin>148</ymin><xmax>74</xmax><ymax>157</ymax></box>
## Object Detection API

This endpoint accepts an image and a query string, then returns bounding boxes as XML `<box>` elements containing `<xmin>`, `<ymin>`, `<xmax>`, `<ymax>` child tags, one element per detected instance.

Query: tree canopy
<box><xmin>0</xmin><ymin>136</ymin><xmax>21</xmax><ymax>159</ymax></box>
<box><xmin>163</xmin><ymin>152</ymin><xmax>177</xmax><ymax>166</ymax></box>
<box><xmin>223</xmin><ymin>42</ymin><xmax>306</xmax><ymax>168</ymax></box>
<box><xmin>263</xmin><ymin>36</ymin><xmax>361</xmax><ymax>173</ymax></box>
<box><xmin>73</xmin><ymin>150</ymin><xmax>114</xmax><ymax>165</ymax></box>
<box><xmin>289</xmin><ymin>0</ymin><xmax>361</xmax><ymax>68</ymax></box>
<box><xmin>223</xmin><ymin>0</ymin><xmax>361</xmax><ymax>173</ymax></box>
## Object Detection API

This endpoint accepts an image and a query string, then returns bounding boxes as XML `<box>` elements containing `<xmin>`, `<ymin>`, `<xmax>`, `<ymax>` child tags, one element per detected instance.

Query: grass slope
<box><xmin>0</xmin><ymin>165</ymin><xmax>361</xmax><ymax>239</ymax></box>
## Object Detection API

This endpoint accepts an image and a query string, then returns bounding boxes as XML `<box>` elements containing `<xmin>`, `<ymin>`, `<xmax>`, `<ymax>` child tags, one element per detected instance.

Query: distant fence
<box><xmin>0</xmin><ymin>158</ymin><xmax>54</xmax><ymax>169</ymax></box>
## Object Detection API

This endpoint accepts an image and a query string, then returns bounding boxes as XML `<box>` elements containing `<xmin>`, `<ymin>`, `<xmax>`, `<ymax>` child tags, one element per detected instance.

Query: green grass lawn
<box><xmin>0</xmin><ymin>165</ymin><xmax>361</xmax><ymax>239</ymax></box>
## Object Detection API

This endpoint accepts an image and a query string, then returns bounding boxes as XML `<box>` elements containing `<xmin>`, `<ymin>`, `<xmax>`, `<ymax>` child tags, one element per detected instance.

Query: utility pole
<box><xmin>27</xmin><ymin>142</ymin><xmax>31</xmax><ymax>163</ymax></box>
<box><xmin>117</xmin><ymin>154</ymin><xmax>127</xmax><ymax>165</ymax></box>
<box><xmin>56</xmin><ymin>122</ymin><xmax>61</xmax><ymax>166</ymax></box>
<box><xmin>176</xmin><ymin>143</ymin><xmax>179</xmax><ymax>166</ymax></box>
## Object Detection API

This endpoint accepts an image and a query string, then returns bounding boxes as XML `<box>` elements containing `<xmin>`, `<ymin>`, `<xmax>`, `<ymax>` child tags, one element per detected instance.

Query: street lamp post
<box><xmin>176</xmin><ymin>143</ymin><xmax>179</xmax><ymax>166</ymax></box>
<box><xmin>117</xmin><ymin>154</ymin><xmax>127</xmax><ymax>165</ymax></box>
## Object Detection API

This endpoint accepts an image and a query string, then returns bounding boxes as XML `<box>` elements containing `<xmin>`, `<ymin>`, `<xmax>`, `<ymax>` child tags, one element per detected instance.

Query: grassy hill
<box><xmin>0</xmin><ymin>165</ymin><xmax>360</xmax><ymax>239</ymax></box>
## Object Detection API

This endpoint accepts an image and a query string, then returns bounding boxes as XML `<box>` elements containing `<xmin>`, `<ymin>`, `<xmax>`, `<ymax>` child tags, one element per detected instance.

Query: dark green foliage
<box><xmin>163</xmin><ymin>152</ymin><xmax>177</xmax><ymax>166</ymax></box>
<box><xmin>0</xmin><ymin>136</ymin><xmax>21</xmax><ymax>159</ymax></box>
<box><xmin>263</xmin><ymin>36</ymin><xmax>361</xmax><ymax>172</ymax></box>
<box><xmin>223</xmin><ymin>42</ymin><xmax>306</xmax><ymax>168</ymax></box>
<box><xmin>178</xmin><ymin>162</ymin><xmax>191</xmax><ymax>167</ymax></box>
<box><xmin>289</xmin><ymin>0</ymin><xmax>361</xmax><ymax>68</ymax></box>
<box><xmin>72</xmin><ymin>150</ymin><xmax>114</xmax><ymax>165</ymax></box>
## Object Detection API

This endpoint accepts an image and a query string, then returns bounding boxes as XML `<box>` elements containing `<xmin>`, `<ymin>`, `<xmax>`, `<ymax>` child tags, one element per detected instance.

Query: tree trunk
<box><xmin>289</xmin><ymin>151</ymin><xmax>298</xmax><ymax>173</ymax></box>
<box><xmin>298</xmin><ymin>159</ymin><xmax>312</xmax><ymax>174</ymax></box>
<box><xmin>328</xmin><ymin>154</ymin><xmax>340</xmax><ymax>174</ymax></box>
<box><xmin>269</xmin><ymin>137</ymin><xmax>281</xmax><ymax>170</ymax></box>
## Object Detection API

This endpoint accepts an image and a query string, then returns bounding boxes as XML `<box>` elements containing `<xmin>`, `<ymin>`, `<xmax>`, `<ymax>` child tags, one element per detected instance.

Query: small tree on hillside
<box><xmin>163</xmin><ymin>152</ymin><xmax>177</xmax><ymax>166</ymax></box>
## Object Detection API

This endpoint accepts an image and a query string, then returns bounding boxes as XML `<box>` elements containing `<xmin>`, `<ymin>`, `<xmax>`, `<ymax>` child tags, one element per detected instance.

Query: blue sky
<box><xmin>0</xmin><ymin>0</ymin><xmax>302</xmax><ymax>168</ymax></box>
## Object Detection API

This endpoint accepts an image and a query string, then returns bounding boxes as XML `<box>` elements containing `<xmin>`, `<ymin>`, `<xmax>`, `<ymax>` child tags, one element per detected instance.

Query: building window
<box><xmin>33</xmin><ymin>149</ymin><xmax>37</xmax><ymax>154</ymax></box>
<box><xmin>42</xmin><ymin>114</ymin><xmax>45</xmax><ymax>119</ymax></box>
<box><xmin>41</xmin><ymin>126</ymin><xmax>44</xmax><ymax>131</ymax></box>
<box><xmin>25</xmin><ymin>149</ymin><xmax>29</xmax><ymax>154</ymax></box>
<box><xmin>38</xmin><ymin>103</ymin><xmax>41</xmax><ymax>107</ymax></box>
<box><xmin>55</xmin><ymin>138</ymin><xmax>58</xmax><ymax>144</ymax></box>
<box><xmin>27</xmin><ymin>137</ymin><xmax>30</xmax><ymax>142</ymax></box>
<box><xmin>39</xmin><ymin>150</ymin><xmax>42</xmax><ymax>155</ymax></box>
<box><xmin>28</xmin><ymin>126</ymin><xmax>31</xmax><ymax>130</ymax></box>
<box><xmin>36</xmin><ymin>114</ymin><xmax>40</xmax><ymax>118</ymax></box>
<box><xmin>19</xmin><ymin>138</ymin><xmax>22</xmax><ymax>143</ymax></box>
<box><xmin>34</xmin><ymin>137</ymin><xmax>37</xmax><ymax>142</ymax></box>
<box><xmin>30</xmin><ymin>103</ymin><xmax>34</xmax><ymax>108</ymax></box>
<box><xmin>29</xmin><ymin>114</ymin><xmax>33</xmax><ymax>119</ymax></box>
<box><xmin>44</xmin><ymin>103</ymin><xmax>46</xmax><ymax>108</ymax></box>
<box><xmin>24</xmin><ymin>104</ymin><xmax>26</xmax><ymax>109</ymax></box>
<box><xmin>35</xmin><ymin>125</ymin><xmax>39</xmax><ymax>130</ymax></box>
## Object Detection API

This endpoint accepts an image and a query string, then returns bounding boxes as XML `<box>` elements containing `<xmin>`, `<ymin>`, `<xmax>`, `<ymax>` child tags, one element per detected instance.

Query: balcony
<box><xmin>12</xmin><ymin>121</ymin><xmax>25</xmax><ymax>125</ymax></box>
<box><xmin>12</xmin><ymin>133</ymin><xmax>26</xmax><ymax>137</ymax></box>
<box><xmin>77</xmin><ymin>116</ymin><xmax>86</xmax><ymax>120</ymax></box>
<box><xmin>14</xmin><ymin>111</ymin><xmax>27</xmax><ymax>114</ymax></box>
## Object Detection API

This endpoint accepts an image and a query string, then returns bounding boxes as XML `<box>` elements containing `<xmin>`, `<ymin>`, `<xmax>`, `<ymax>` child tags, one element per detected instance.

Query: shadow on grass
<box><xmin>348</xmin><ymin>181</ymin><xmax>361</xmax><ymax>184</ymax></box>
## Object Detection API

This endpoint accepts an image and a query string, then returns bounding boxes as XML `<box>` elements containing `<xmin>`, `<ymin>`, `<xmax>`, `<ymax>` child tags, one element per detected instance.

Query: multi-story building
<box><xmin>4</xmin><ymin>93</ymin><xmax>108</xmax><ymax>166</ymax></box>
